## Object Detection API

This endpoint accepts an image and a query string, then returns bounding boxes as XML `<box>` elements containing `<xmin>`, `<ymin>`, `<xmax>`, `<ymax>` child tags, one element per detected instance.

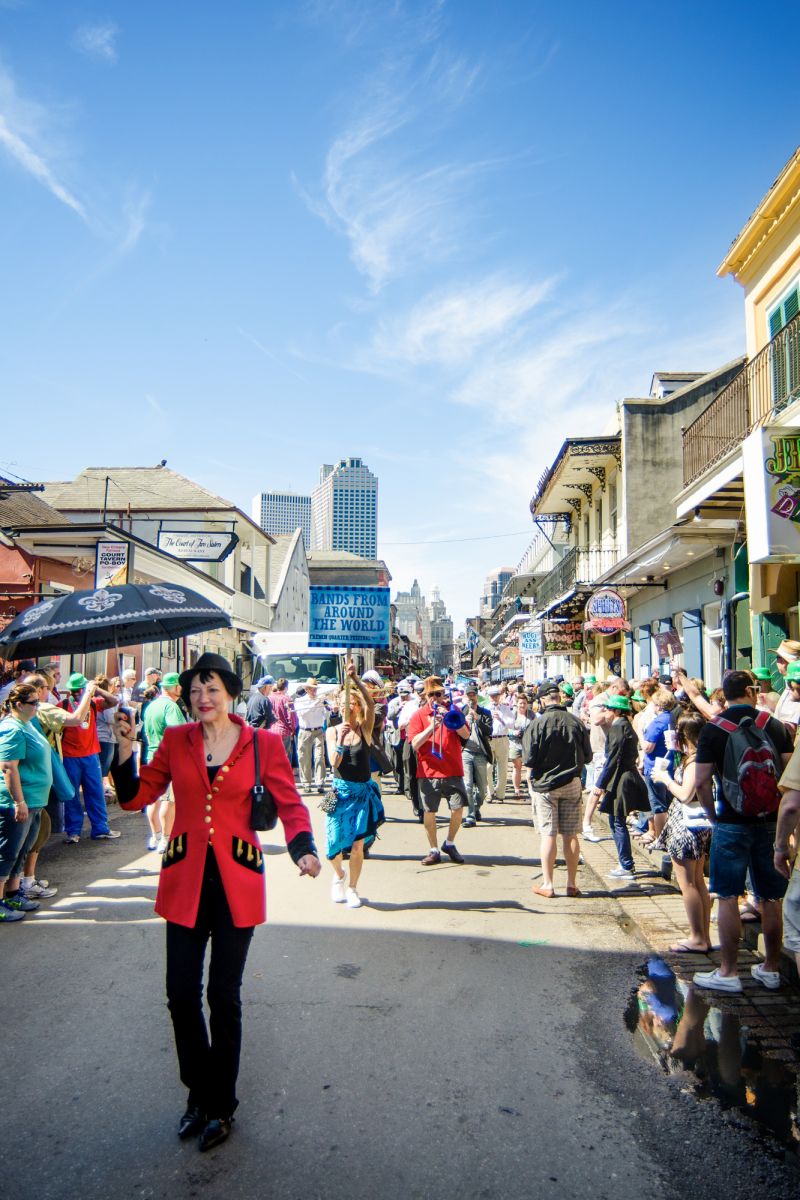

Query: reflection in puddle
<box><xmin>626</xmin><ymin>957</ymin><xmax>799</xmax><ymax>1153</ymax></box>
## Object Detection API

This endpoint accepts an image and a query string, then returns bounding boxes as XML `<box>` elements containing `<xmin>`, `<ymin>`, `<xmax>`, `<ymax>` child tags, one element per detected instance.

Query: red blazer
<box><xmin>117</xmin><ymin>716</ymin><xmax>313</xmax><ymax>928</ymax></box>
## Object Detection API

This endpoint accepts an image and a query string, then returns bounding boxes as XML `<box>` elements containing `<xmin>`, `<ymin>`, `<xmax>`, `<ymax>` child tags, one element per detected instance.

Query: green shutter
<box><xmin>785</xmin><ymin>288</ymin><xmax>800</xmax><ymax>323</ymax></box>
<box><xmin>770</xmin><ymin>307</ymin><xmax>784</xmax><ymax>337</ymax></box>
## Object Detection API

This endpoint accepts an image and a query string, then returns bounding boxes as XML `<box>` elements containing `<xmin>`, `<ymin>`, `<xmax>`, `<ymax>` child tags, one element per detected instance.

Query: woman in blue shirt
<box><xmin>0</xmin><ymin>681</ymin><xmax>53</xmax><ymax>922</ymax></box>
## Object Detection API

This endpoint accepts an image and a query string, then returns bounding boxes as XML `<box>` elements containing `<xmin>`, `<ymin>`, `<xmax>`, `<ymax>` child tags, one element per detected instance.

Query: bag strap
<box><xmin>755</xmin><ymin>709</ymin><xmax>771</xmax><ymax>730</ymax></box>
<box><xmin>713</xmin><ymin>716</ymin><xmax>738</xmax><ymax>733</ymax></box>
<box><xmin>252</xmin><ymin>729</ymin><xmax>265</xmax><ymax>797</ymax></box>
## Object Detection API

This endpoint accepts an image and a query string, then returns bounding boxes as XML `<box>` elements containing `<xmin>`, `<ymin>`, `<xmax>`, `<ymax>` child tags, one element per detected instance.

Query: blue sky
<box><xmin>1</xmin><ymin>1</ymin><xmax>799</xmax><ymax>629</ymax></box>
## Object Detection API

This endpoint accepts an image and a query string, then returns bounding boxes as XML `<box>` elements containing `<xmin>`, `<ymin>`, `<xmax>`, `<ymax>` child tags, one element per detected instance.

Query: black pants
<box><xmin>165</xmin><ymin>850</ymin><xmax>254</xmax><ymax>1117</ymax></box>
<box><xmin>393</xmin><ymin>742</ymin><xmax>405</xmax><ymax>795</ymax></box>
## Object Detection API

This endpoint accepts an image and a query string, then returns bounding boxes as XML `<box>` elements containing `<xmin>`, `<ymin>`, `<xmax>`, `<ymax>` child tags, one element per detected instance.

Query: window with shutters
<box><xmin>608</xmin><ymin>474</ymin><xmax>618</xmax><ymax>539</ymax></box>
<box><xmin>768</xmin><ymin>281</ymin><xmax>800</xmax><ymax>409</ymax></box>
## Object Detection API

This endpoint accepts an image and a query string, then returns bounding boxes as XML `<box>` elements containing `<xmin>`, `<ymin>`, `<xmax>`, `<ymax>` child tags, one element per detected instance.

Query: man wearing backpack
<box><xmin>693</xmin><ymin>670</ymin><xmax>793</xmax><ymax>993</ymax></box>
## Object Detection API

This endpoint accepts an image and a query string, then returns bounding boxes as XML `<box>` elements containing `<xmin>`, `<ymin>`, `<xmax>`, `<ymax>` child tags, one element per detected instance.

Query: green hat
<box><xmin>560</xmin><ymin>682</ymin><xmax>574</xmax><ymax>697</ymax></box>
<box><xmin>162</xmin><ymin>672</ymin><xmax>181</xmax><ymax>687</ymax></box>
<box><xmin>67</xmin><ymin>672</ymin><xmax>88</xmax><ymax>691</ymax></box>
<box><xmin>584</xmin><ymin>675</ymin><xmax>597</xmax><ymax>685</ymax></box>
<box><xmin>786</xmin><ymin>662</ymin><xmax>800</xmax><ymax>684</ymax></box>
<box><xmin>632</xmin><ymin>690</ymin><xmax>644</xmax><ymax>703</ymax></box>
<box><xmin>604</xmin><ymin>693</ymin><xmax>632</xmax><ymax>711</ymax></box>
<box><xmin>752</xmin><ymin>667</ymin><xmax>772</xmax><ymax>682</ymax></box>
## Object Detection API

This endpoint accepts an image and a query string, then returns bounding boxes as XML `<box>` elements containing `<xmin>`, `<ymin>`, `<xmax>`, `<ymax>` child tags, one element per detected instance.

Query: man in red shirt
<box><xmin>407</xmin><ymin>676</ymin><xmax>471</xmax><ymax>865</ymax></box>
<box><xmin>60</xmin><ymin>672</ymin><xmax>121</xmax><ymax>842</ymax></box>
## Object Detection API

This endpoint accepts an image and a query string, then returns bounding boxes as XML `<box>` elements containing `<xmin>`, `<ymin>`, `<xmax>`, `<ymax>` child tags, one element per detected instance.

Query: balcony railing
<box><xmin>535</xmin><ymin>544</ymin><xmax>620</xmax><ymax>612</ymax></box>
<box><xmin>682</xmin><ymin>310</ymin><xmax>800</xmax><ymax>486</ymax></box>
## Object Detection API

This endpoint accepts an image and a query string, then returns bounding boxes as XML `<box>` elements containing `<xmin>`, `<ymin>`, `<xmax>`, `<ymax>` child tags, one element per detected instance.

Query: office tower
<box><xmin>251</xmin><ymin>491</ymin><xmax>312</xmax><ymax>544</ymax></box>
<box><xmin>480</xmin><ymin>567</ymin><xmax>514</xmax><ymax>616</ymax></box>
<box><xmin>311</xmin><ymin>457</ymin><xmax>378</xmax><ymax>557</ymax></box>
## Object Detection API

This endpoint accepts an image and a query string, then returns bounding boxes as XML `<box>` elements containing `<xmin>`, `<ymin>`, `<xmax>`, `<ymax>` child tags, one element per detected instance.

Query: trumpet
<box><xmin>431</xmin><ymin>690</ymin><xmax>467</xmax><ymax>759</ymax></box>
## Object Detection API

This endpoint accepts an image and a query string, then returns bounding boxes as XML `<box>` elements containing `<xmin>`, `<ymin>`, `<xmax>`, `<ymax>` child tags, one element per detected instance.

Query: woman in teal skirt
<box><xmin>324</xmin><ymin>661</ymin><xmax>384</xmax><ymax>909</ymax></box>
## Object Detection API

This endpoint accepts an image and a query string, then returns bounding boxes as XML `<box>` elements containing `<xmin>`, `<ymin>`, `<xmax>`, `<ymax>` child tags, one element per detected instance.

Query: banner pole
<box><xmin>343</xmin><ymin>647</ymin><xmax>352</xmax><ymax>722</ymax></box>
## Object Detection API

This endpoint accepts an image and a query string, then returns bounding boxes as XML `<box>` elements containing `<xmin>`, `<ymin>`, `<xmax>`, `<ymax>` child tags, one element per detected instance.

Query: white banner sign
<box><xmin>94</xmin><ymin>541</ymin><xmax>129</xmax><ymax>588</ymax></box>
<box><xmin>743</xmin><ymin>424</ymin><xmax>800</xmax><ymax>563</ymax></box>
<box><xmin>157</xmin><ymin>530</ymin><xmax>237</xmax><ymax>561</ymax></box>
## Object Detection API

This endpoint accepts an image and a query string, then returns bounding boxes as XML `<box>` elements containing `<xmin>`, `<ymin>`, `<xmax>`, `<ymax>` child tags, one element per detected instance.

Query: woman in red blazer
<box><xmin>112</xmin><ymin>653</ymin><xmax>320</xmax><ymax>1152</ymax></box>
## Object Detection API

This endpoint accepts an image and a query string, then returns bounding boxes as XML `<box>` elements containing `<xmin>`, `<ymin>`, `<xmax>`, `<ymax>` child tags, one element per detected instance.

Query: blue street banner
<box><xmin>308</xmin><ymin>585</ymin><xmax>391</xmax><ymax>649</ymax></box>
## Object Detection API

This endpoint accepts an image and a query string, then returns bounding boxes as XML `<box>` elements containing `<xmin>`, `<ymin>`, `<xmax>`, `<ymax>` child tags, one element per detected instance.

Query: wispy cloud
<box><xmin>238</xmin><ymin>327</ymin><xmax>310</xmax><ymax>383</ymax></box>
<box><xmin>367</xmin><ymin>275</ymin><xmax>557</xmax><ymax>368</ymax></box>
<box><xmin>0</xmin><ymin>66</ymin><xmax>87</xmax><ymax>219</ymax></box>
<box><xmin>72</xmin><ymin>22</ymin><xmax>119</xmax><ymax>64</ymax></box>
<box><xmin>297</xmin><ymin>16</ymin><xmax>485</xmax><ymax>289</ymax></box>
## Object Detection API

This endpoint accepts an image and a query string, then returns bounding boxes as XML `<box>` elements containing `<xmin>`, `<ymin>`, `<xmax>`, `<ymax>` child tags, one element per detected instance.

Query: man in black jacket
<box><xmin>523</xmin><ymin>683</ymin><xmax>592</xmax><ymax>898</ymax></box>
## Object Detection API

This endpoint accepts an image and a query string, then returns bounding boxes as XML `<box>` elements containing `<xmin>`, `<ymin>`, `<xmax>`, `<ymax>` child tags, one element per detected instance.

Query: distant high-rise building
<box><xmin>311</xmin><ymin>457</ymin><xmax>378</xmax><ymax>557</ymax></box>
<box><xmin>480</xmin><ymin>567</ymin><xmax>514</xmax><ymax>617</ymax></box>
<box><xmin>252</xmin><ymin>491</ymin><xmax>311</xmax><ymax>545</ymax></box>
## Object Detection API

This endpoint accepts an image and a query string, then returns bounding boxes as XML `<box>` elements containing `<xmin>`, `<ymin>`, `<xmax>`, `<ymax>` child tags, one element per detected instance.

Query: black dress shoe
<box><xmin>199</xmin><ymin>1116</ymin><xmax>233</xmax><ymax>1152</ymax></box>
<box><xmin>178</xmin><ymin>1105</ymin><xmax>206</xmax><ymax>1140</ymax></box>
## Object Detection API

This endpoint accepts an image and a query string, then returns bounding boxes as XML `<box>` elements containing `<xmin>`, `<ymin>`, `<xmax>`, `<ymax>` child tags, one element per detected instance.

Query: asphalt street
<box><xmin>3</xmin><ymin>787</ymin><xmax>798</xmax><ymax>1200</ymax></box>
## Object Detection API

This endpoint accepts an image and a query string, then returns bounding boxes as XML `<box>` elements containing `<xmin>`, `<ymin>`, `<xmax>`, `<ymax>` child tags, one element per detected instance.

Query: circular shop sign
<box><xmin>585</xmin><ymin>588</ymin><xmax>627</xmax><ymax>635</ymax></box>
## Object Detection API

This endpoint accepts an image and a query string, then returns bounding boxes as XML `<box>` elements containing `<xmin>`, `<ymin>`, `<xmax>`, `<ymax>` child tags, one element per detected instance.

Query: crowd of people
<box><xmin>3</xmin><ymin>645</ymin><xmax>800</xmax><ymax>1151</ymax></box>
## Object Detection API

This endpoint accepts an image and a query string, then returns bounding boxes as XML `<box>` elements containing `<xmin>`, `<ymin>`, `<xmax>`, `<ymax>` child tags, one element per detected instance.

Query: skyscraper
<box><xmin>251</xmin><ymin>491</ymin><xmax>311</xmax><ymax>544</ymax></box>
<box><xmin>311</xmin><ymin>458</ymin><xmax>378</xmax><ymax>557</ymax></box>
<box><xmin>480</xmin><ymin>567</ymin><xmax>514</xmax><ymax>616</ymax></box>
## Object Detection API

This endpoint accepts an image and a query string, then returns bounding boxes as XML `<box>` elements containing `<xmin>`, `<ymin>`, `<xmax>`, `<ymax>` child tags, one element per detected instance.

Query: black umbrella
<box><xmin>0</xmin><ymin>582</ymin><xmax>232</xmax><ymax>660</ymax></box>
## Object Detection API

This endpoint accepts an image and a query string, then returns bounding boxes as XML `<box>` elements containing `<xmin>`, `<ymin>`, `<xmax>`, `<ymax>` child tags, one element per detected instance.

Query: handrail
<box><xmin>683</xmin><ymin>310</ymin><xmax>800</xmax><ymax>486</ymax></box>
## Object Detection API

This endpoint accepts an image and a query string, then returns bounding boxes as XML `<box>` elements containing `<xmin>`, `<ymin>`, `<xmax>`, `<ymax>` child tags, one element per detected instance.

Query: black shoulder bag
<box><xmin>250</xmin><ymin>730</ymin><xmax>278</xmax><ymax>831</ymax></box>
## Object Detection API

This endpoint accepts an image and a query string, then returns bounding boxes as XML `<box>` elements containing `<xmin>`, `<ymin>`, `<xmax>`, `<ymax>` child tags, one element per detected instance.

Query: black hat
<box><xmin>179</xmin><ymin>653</ymin><xmax>242</xmax><ymax>700</ymax></box>
<box><xmin>538</xmin><ymin>682</ymin><xmax>561</xmax><ymax>699</ymax></box>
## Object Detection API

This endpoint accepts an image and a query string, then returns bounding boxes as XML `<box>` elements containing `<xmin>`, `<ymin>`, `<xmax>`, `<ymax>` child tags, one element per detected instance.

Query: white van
<box><xmin>250</xmin><ymin>632</ymin><xmax>375</xmax><ymax>696</ymax></box>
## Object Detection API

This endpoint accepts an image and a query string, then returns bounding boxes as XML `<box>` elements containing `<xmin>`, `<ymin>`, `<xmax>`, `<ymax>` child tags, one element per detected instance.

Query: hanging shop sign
<box><xmin>94</xmin><ymin>541</ymin><xmax>129</xmax><ymax>589</ymax></box>
<box><xmin>520</xmin><ymin>626</ymin><xmax>543</xmax><ymax>655</ymax></box>
<box><xmin>157</xmin><ymin>529</ymin><xmax>239</xmax><ymax>562</ymax></box>
<box><xmin>499</xmin><ymin>645</ymin><xmax>522</xmax><ymax>669</ymax></box>
<box><xmin>541</xmin><ymin>619</ymin><xmax>584</xmax><ymax>656</ymax></box>
<box><xmin>584</xmin><ymin>588</ymin><xmax>629</xmax><ymax>634</ymax></box>
<box><xmin>743</xmin><ymin>425</ymin><xmax>800</xmax><ymax>563</ymax></box>
<box><xmin>308</xmin><ymin>585</ymin><xmax>391</xmax><ymax>649</ymax></box>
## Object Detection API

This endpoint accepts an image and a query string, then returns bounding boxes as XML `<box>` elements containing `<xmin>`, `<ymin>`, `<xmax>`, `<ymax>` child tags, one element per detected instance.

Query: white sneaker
<box><xmin>156</xmin><ymin>837</ymin><xmax>169</xmax><ymax>854</ymax></box>
<box><xmin>345</xmin><ymin>888</ymin><xmax>362</xmax><ymax>909</ymax></box>
<box><xmin>331</xmin><ymin>875</ymin><xmax>347</xmax><ymax>904</ymax></box>
<box><xmin>20</xmin><ymin>881</ymin><xmax>57</xmax><ymax>899</ymax></box>
<box><xmin>147</xmin><ymin>834</ymin><xmax>159</xmax><ymax>851</ymax></box>
<box><xmin>693</xmin><ymin>968</ymin><xmax>743</xmax><ymax>993</ymax></box>
<box><xmin>750</xmin><ymin>963</ymin><xmax>782</xmax><ymax>990</ymax></box>
<box><xmin>582</xmin><ymin>826</ymin><xmax>601</xmax><ymax>843</ymax></box>
<box><xmin>607</xmin><ymin>866</ymin><xmax>635</xmax><ymax>880</ymax></box>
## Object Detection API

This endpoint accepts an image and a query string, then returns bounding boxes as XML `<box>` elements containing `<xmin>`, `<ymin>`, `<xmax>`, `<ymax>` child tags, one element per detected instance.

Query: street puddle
<box><xmin>626</xmin><ymin>957</ymin><xmax>799</xmax><ymax>1154</ymax></box>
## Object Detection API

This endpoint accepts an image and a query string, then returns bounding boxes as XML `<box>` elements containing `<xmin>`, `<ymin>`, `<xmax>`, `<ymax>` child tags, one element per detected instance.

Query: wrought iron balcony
<box><xmin>535</xmin><ymin>544</ymin><xmax>620</xmax><ymax>612</ymax></box>
<box><xmin>682</xmin><ymin>310</ymin><xmax>800</xmax><ymax>487</ymax></box>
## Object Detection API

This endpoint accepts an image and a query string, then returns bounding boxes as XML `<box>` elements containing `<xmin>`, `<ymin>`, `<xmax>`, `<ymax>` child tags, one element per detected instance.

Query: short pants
<box><xmin>782</xmin><ymin>864</ymin><xmax>800</xmax><ymax>953</ymax></box>
<box><xmin>531</xmin><ymin>777</ymin><xmax>582</xmax><ymax>836</ymax></box>
<box><xmin>708</xmin><ymin>821</ymin><xmax>789</xmax><ymax>902</ymax></box>
<box><xmin>418</xmin><ymin>776</ymin><xmax>467</xmax><ymax>814</ymax></box>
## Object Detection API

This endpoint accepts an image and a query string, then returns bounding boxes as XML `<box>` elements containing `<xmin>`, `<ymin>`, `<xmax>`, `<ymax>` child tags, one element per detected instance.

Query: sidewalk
<box><xmin>579</xmin><ymin>813</ymin><xmax>800</xmax><ymax>1065</ymax></box>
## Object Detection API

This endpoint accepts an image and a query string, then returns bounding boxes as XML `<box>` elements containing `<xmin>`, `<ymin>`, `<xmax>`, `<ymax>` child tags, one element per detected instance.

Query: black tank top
<box><xmin>336</xmin><ymin>738</ymin><xmax>371</xmax><ymax>783</ymax></box>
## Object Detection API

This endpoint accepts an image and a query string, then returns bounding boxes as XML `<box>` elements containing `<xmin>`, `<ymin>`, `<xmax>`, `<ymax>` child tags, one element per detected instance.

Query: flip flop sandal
<box><xmin>669</xmin><ymin>942</ymin><xmax>711</xmax><ymax>954</ymax></box>
<box><xmin>532</xmin><ymin>885</ymin><xmax>555</xmax><ymax>898</ymax></box>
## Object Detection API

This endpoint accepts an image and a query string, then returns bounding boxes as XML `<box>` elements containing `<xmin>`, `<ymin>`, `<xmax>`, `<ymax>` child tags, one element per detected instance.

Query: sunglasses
<box><xmin>429</xmin><ymin>690</ymin><xmax>446</xmax><ymax>698</ymax></box>
<box><xmin>19</xmin><ymin>699</ymin><xmax>40</xmax><ymax>707</ymax></box>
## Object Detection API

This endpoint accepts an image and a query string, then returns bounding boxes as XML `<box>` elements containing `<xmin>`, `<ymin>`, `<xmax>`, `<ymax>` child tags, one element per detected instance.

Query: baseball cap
<box><xmin>538</xmin><ymin>682</ymin><xmax>560</xmax><ymax>698</ymax></box>
<box><xmin>18</xmin><ymin>659</ymin><xmax>36</xmax><ymax>672</ymax></box>
<box><xmin>397</xmin><ymin>683</ymin><xmax>411</xmax><ymax>694</ymax></box>
<box><xmin>162</xmin><ymin>672</ymin><xmax>181</xmax><ymax>687</ymax></box>
<box><xmin>463</xmin><ymin>680</ymin><xmax>478</xmax><ymax>693</ymax></box>
<box><xmin>361</xmin><ymin>670</ymin><xmax>382</xmax><ymax>685</ymax></box>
